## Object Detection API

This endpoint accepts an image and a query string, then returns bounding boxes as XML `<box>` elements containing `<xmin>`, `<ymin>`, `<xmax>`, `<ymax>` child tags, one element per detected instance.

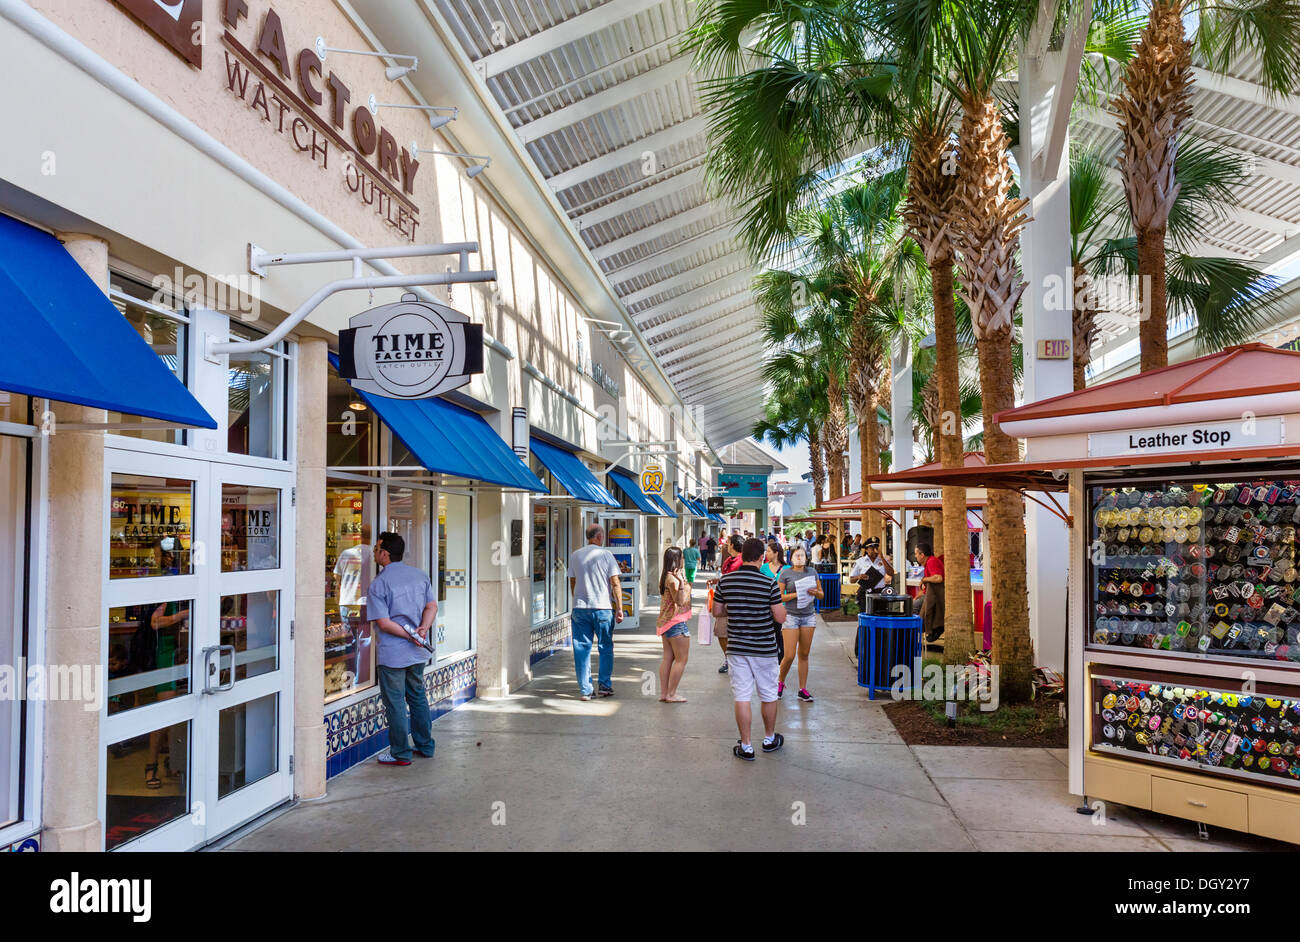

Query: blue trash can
<box><xmin>815</xmin><ymin>572</ymin><xmax>841</xmax><ymax>611</ymax></box>
<box><xmin>857</xmin><ymin>613</ymin><xmax>924</xmax><ymax>699</ymax></box>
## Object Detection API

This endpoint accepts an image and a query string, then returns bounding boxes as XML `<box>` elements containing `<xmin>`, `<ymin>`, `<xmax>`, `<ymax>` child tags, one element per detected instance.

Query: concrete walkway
<box><xmin>227</xmin><ymin>583</ymin><xmax>1284</xmax><ymax>851</ymax></box>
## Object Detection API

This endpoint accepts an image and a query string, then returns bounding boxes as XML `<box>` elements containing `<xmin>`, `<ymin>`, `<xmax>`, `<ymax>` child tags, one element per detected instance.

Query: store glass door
<box><xmin>102</xmin><ymin>450</ymin><xmax>293</xmax><ymax>851</ymax></box>
<box><xmin>598</xmin><ymin>512</ymin><xmax>641</xmax><ymax>620</ymax></box>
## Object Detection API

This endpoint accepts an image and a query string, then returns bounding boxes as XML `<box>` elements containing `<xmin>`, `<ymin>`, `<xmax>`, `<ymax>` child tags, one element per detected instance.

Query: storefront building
<box><xmin>0</xmin><ymin>0</ymin><xmax>716</xmax><ymax>851</ymax></box>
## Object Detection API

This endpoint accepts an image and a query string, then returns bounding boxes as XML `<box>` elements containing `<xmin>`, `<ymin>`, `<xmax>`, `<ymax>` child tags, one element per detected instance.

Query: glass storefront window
<box><xmin>0</xmin><ymin>392</ymin><xmax>29</xmax><ymax>425</ymax></box>
<box><xmin>217</xmin><ymin>693</ymin><xmax>278</xmax><ymax>799</ymax></box>
<box><xmin>532</xmin><ymin>503</ymin><xmax>549</xmax><ymax>623</ymax></box>
<box><xmin>105</xmin><ymin>720</ymin><xmax>189</xmax><ymax>850</ymax></box>
<box><xmin>438</xmin><ymin>492</ymin><xmax>472</xmax><ymax>656</ymax></box>
<box><xmin>227</xmin><ymin>325</ymin><xmax>286</xmax><ymax>460</ymax></box>
<box><xmin>385</xmin><ymin>487</ymin><xmax>433</xmax><ymax>578</ymax></box>
<box><xmin>1088</xmin><ymin>476</ymin><xmax>1300</xmax><ymax>662</ymax></box>
<box><xmin>222</xmin><ymin>592</ymin><xmax>279</xmax><ymax>682</ymax></box>
<box><xmin>110</xmin><ymin>474</ymin><xmax>194</xmax><ymax>579</ymax></box>
<box><xmin>107</xmin><ymin>274</ymin><xmax>187</xmax><ymax>445</ymax></box>
<box><xmin>326</xmin><ymin>485</ymin><xmax>376</xmax><ymax>703</ymax></box>
<box><xmin>220</xmin><ymin>484</ymin><xmax>280</xmax><ymax>572</ymax></box>
<box><xmin>0</xmin><ymin>435</ymin><xmax>28</xmax><ymax>828</ymax></box>
<box><xmin>106</xmin><ymin>599</ymin><xmax>192</xmax><ymax>716</ymax></box>
<box><xmin>551</xmin><ymin>507</ymin><xmax>569</xmax><ymax>619</ymax></box>
<box><xmin>326</xmin><ymin>366</ymin><xmax>373</xmax><ymax>467</ymax></box>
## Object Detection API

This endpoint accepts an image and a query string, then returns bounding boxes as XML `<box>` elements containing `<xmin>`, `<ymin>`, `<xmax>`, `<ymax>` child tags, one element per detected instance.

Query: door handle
<box><xmin>202</xmin><ymin>644</ymin><xmax>237</xmax><ymax>694</ymax></box>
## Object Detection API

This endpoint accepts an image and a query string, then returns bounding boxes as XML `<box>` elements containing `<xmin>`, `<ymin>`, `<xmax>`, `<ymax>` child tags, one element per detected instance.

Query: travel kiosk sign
<box><xmin>338</xmin><ymin>294</ymin><xmax>483</xmax><ymax>399</ymax></box>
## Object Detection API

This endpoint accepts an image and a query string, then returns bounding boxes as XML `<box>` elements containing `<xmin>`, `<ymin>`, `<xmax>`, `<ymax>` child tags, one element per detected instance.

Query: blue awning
<box><xmin>649</xmin><ymin>493</ymin><xmax>678</xmax><ymax>518</ymax></box>
<box><xmin>607</xmin><ymin>467</ymin><xmax>665</xmax><ymax>516</ymax></box>
<box><xmin>0</xmin><ymin>214</ymin><xmax>215</xmax><ymax>427</ymax></box>
<box><xmin>330</xmin><ymin>355</ymin><xmax>544</xmax><ymax>492</ymax></box>
<box><xmin>530</xmin><ymin>437</ymin><xmax>618</xmax><ymax>507</ymax></box>
<box><xmin>675</xmin><ymin>491</ymin><xmax>705</xmax><ymax>518</ymax></box>
<box><xmin>709</xmin><ymin>511</ymin><xmax>727</xmax><ymax>524</ymax></box>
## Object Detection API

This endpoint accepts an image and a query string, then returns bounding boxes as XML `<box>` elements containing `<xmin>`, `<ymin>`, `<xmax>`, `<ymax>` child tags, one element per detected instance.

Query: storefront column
<box><xmin>41</xmin><ymin>232</ymin><xmax>107</xmax><ymax>851</ymax></box>
<box><xmin>294</xmin><ymin>337</ymin><xmax>327</xmax><ymax>800</ymax></box>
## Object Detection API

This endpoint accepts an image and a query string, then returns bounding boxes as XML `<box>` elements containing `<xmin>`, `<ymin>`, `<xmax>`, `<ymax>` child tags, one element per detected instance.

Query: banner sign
<box><xmin>338</xmin><ymin>294</ymin><xmax>483</xmax><ymax>399</ymax></box>
<box><xmin>719</xmin><ymin>473</ymin><xmax>767</xmax><ymax>499</ymax></box>
<box><xmin>640</xmin><ymin>463</ymin><xmax>664</xmax><ymax>496</ymax></box>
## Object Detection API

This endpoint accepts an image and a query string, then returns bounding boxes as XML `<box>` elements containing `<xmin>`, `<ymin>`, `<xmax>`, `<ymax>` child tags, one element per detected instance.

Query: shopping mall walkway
<box><xmin>226</xmin><ymin>584</ymin><xmax>1282</xmax><ymax>852</ymax></box>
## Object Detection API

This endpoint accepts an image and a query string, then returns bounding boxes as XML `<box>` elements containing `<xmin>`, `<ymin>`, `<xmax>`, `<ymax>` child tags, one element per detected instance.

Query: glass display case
<box><xmin>1086</xmin><ymin>475</ymin><xmax>1300</xmax><ymax>663</ymax></box>
<box><xmin>1091</xmin><ymin>670</ymin><xmax>1300</xmax><ymax>790</ymax></box>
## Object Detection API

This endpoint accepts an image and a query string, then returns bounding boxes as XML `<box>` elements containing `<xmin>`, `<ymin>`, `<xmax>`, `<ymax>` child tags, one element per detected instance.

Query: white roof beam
<box><xmin>594</xmin><ymin>202</ymin><xmax>722</xmax><ymax>260</ymax></box>
<box><xmin>474</xmin><ymin>0</ymin><xmax>667</xmax><ymax>78</ymax></box>
<box><xmin>572</xmin><ymin>166</ymin><xmax>705</xmax><ymax>231</ymax></box>
<box><xmin>644</xmin><ymin>293</ymin><xmax>753</xmax><ymax>340</ymax></box>
<box><xmin>635</xmin><ymin>278</ymin><xmax>753</xmax><ymax>324</ymax></box>
<box><xmin>680</xmin><ymin>370</ymin><xmax>766</xmax><ymax>402</ymax></box>
<box><xmin>1191</xmin><ymin>67</ymin><xmax>1300</xmax><ymax>120</ymax></box>
<box><xmin>546</xmin><ymin>115</ymin><xmax>710</xmax><ymax>192</ymax></box>
<box><xmin>516</xmin><ymin>57</ymin><xmax>694</xmax><ymax>144</ymax></box>
<box><xmin>619</xmin><ymin>249</ymin><xmax>752</xmax><ymax>306</ymax></box>
<box><xmin>660</xmin><ymin>316</ymin><xmax>761</xmax><ymax>365</ymax></box>
<box><xmin>606</xmin><ymin>225</ymin><xmax>740</xmax><ymax>284</ymax></box>
<box><xmin>673</xmin><ymin>348</ymin><xmax>765</xmax><ymax>387</ymax></box>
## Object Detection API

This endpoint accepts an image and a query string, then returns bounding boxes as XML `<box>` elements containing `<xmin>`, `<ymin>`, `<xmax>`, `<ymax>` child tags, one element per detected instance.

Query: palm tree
<box><xmin>1071</xmin><ymin>141</ymin><xmax>1283</xmax><ymax>388</ymax></box>
<box><xmin>754</xmin><ymin>380</ymin><xmax>831</xmax><ymax>506</ymax></box>
<box><xmin>881</xmin><ymin>0</ymin><xmax>1044</xmax><ymax>698</ymax></box>
<box><xmin>1112</xmin><ymin>0</ymin><xmax>1300</xmax><ymax>371</ymax></box>
<box><xmin>756</xmin><ymin>268</ymin><xmax>851</xmax><ymax>502</ymax></box>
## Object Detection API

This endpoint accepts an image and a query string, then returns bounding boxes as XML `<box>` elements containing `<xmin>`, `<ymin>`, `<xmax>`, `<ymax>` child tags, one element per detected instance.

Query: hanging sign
<box><xmin>707</xmin><ymin>496</ymin><xmax>724</xmax><ymax>514</ymax></box>
<box><xmin>1037</xmin><ymin>339</ymin><xmax>1071</xmax><ymax>360</ymax></box>
<box><xmin>338</xmin><ymin>293</ymin><xmax>483</xmax><ymax>399</ymax></box>
<box><xmin>1088</xmin><ymin>417</ymin><xmax>1284</xmax><ymax>458</ymax></box>
<box><xmin>640</xmin><ymin>463</ymin><xmax>664</xmax><ymax>496</ymax></box>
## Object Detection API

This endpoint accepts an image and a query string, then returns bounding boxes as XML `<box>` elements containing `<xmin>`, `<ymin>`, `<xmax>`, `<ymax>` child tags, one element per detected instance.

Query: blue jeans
<box><xmin>378</xmin><ymin>663</ymin><xmax>434</xmax><ymax>760</ymax></box>
<box><xmin>571</xmin><ymin>608</ymin><xmax>614</xmax><ymax>695</ymax></box>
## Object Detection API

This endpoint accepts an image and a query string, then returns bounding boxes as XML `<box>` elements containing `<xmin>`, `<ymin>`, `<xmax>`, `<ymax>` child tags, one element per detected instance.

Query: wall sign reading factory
<box><xmin>218</xmin><ymin>1</ymin><xmax>423</xmax><ymax>239</ymax></box>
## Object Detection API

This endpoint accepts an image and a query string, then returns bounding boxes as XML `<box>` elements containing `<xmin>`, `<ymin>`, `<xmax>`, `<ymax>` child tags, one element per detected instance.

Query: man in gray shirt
<box><xmin>568</xmin><ymin>524</ymin><xmax>624</xmax><ymax>700</ymax></box>
<box><xmin>368</xmin><ymin>531</ymin><xmax>437</xmax><ymax>766</ymax></box>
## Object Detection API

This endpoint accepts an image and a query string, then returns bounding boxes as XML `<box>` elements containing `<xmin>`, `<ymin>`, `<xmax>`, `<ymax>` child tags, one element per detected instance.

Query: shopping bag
<box><xmin>697</xmin><ymin>608</ymin><xmax>713</xmax><ymax>645</ymax></box>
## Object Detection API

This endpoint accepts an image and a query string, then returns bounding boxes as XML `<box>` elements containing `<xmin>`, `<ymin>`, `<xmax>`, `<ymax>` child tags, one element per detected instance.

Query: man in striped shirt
<box><xmin>712</xmin><ymin>537</ymin><xmax>788</xmax><ymax>760</ymax></box>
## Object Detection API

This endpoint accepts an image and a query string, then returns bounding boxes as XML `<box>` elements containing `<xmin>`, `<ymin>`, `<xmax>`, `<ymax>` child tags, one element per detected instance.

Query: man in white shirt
<box><xmin>849</xmin><ymin>536</ymin><xmax>894</xmax><ymax>611</ymax></box>
<box><xmin>334</xmin><ymin>523</ymin><xmax>373</xmax><ymax>628</ymax></box>
<box><xmin>568</xmin><ymin>525</ymin><xmax>625</xmax><ymax>700</ymax></box>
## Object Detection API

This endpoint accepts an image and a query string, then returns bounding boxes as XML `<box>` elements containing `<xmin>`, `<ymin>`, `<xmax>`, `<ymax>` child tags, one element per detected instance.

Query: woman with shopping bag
<box><xmin>656</xmin><ymin>546</ymin><xmax>692</xmax><ymax>703</ymax></box>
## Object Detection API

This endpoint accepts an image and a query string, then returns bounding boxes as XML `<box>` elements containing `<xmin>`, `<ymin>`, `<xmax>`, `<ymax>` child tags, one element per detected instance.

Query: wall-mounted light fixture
<box><xmin>315</xmin><ymin>37</ymin><xmax>417</xmax><ymax>80</ymax></box>
<box><xmin>512</xmin><ymin>407</ymin><xmax>529</xmax><ymax>462</ymax></box>
<box><xmin>409</xmin><ymin>144</ymin><xmax>491</xmax><ymax>178</ymax></box>
<box><xmin>368</xmin><ymin>100</ymin><xmax>459</xmax><ymax>130</ymax></box>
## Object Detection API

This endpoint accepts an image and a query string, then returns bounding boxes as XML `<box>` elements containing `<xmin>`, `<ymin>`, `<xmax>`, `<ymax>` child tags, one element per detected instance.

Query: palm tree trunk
<box><xmin>1072</xmin><ymin>262</ymin><xmax>1099</xmax><ymax>390</ymax></box>
<box><xmin>976</xmin><ymin>335</ymin><xmax>1032</xmax><ymax>699</ymax></box>
<box><xmin>1113</xmin><ymin>0</ymin><xmax>1192</xmax><ymax>373</ymax></box>
<box><xmin>858</xmin><ymin>405</ymin><xmax>872</xmax><ymax>538</ymax></box>
<box><xmin>809</xmin><ymin>425</ymin><xmax>825</xmax><ymax>509</ymax></box>
<box><xmin>933</xmin><ymin>255</ymin><xmax>973</xmax><ymax>664</ymax></box>
<box><xmin>953</xmin><ymin>90</ymin><xmax>1033</xmax><ymax>701</ymax></box>
<box><xmin>825</xmin><ymin>369</ymin><xmax>848</xmax><ymax>499</ymax></box>
<box><xmin>1137</xmin><ymin>228</ymin><xmax>1169</xmax><ymax>371</ymax></box>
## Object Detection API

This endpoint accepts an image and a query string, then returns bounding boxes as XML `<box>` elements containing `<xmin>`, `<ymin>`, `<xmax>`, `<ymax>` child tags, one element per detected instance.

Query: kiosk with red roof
<box><xmin>886</xmin><ymin>344</ymin><xmax>1300</xmax><ymax>843</ymax></box>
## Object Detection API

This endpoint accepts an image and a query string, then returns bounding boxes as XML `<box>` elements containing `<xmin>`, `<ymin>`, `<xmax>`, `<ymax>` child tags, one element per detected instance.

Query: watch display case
<box><xmin>1087</xmin><ymin>476</ymin><xmax>1300</xmax><ymax>664</ymax></box>
<box><xmin>1091</xmin><ymin>672</ymin><xmax>1300</xmax><ymax>790</ymax></box>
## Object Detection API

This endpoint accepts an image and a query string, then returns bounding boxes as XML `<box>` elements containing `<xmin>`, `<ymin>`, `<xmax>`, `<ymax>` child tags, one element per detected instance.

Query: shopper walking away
<box><xmin>713</xmin><ymin>538</ymin><xmax>787</xmax><ymax>760</ymax></box>
<box><xmin>704</xmin><ymin>534</ymin><xmax>717</xmax><ymax>571</ymax></box>
<box><xmin>777</xmin><ymin>546</ymin><xmax>822</xmax><ymax>701</ymax></box>
<box><xmin>369</xmin><ymin>531</ymin><xmax>437</xmax><ymax>766</ymax></box>
<box><xmin>656</xmin><ymin>546</ymin><xmax>692</xmax><ymax>702</ymax></box>
<box><xmin>710</xmin><ymin>534</ymin><xmax>745</xmax><ymax>673</ymax></box>
<box><xmin>683</xmin><ymin>538</ymin><xmax>701</xmax><ymax>585</ymax></box>
<box><xmin>915</xmin><ymin>543</ymin><xmax>945</xmax><ymax>643</ymax></box>
<box><xmin>568</xmin><ymin>524</ymin><xmax>625</xmax><ymax>699</ymax></box>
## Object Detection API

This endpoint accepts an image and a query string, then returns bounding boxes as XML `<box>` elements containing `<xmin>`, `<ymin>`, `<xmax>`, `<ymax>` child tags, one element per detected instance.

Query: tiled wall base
<box><xmin>529</xmin><ymin>617</ymin><xmax>571</xmax><ymax>666</ymax></box>
<box><xmin>325</xmin><ymin>654</ymin><xmax>477</xmax><ymax>778</ymax></box>
<box><xmin>3</xmin><ymin>836</ymin><xmax>38</xmax><ymax>852</ymax></box>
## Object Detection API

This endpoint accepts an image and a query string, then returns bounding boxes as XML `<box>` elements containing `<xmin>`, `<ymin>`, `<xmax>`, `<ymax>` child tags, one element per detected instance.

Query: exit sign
<box><xmin>1037</xmin><ymin>339</ymin><xmax>1070</xmax><ymax>359</ymax></box>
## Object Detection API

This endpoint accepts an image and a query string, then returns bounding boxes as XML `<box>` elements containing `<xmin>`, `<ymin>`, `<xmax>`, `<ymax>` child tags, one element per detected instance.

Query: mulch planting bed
<box><xmin>882</xmin><ymin>697</ymin><xmax>1069</xmax><ymax>748</ymax></box>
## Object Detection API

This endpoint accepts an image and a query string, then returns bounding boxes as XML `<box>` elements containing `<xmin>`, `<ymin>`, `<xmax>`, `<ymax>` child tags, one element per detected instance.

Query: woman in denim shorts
<box><xmin>777</xmin><ymin>547</ymin><xmax>822</xmax><ymax>702</ymax></box>
<box><xmin>656</xmin><ymin>546</ymin><xmax>692</xmax><ymax>702</ymax></box>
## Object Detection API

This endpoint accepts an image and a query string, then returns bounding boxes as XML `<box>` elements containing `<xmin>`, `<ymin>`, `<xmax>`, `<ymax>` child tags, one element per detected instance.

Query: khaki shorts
<box><xmin>727</xmin><ymin>654</ymin><xmax>779</xmax><ymax>702</ymax></box>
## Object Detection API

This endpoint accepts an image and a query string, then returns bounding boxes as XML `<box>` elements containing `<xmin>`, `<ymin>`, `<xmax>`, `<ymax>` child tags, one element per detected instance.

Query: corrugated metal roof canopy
<box><xmin>433</xmin><ymin>0</ymin><xmax>765</xmax><ymax>446</ymax></box>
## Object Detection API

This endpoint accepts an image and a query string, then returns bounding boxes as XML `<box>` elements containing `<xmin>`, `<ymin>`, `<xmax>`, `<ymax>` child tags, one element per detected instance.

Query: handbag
<box><xmin>697</xmin><ymin>608</ymin><xmax>713</xmax><ymax>645</ymax></box>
